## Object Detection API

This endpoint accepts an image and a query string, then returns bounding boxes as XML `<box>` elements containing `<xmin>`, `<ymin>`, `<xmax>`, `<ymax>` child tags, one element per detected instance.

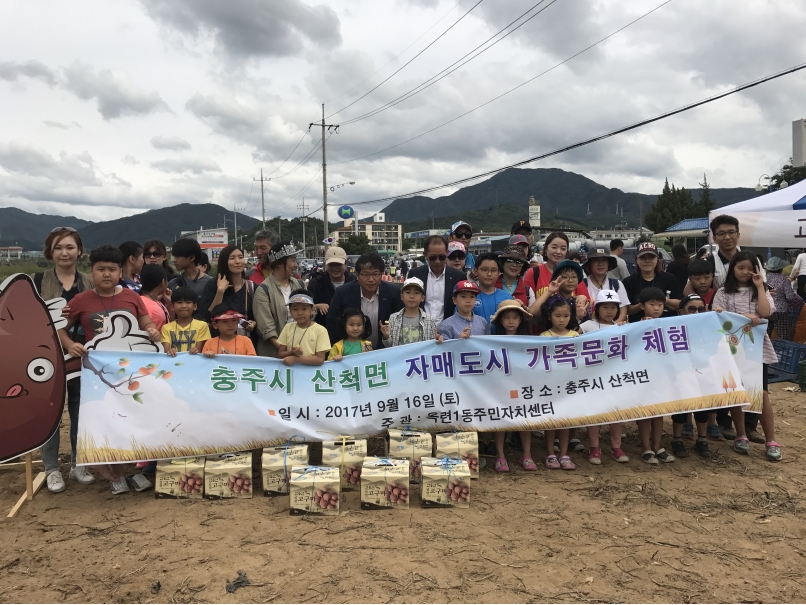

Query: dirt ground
<box><xmin>1</xmin><ymin>382</ymin><xmax>805</xmax><ymax>604</ymax></box>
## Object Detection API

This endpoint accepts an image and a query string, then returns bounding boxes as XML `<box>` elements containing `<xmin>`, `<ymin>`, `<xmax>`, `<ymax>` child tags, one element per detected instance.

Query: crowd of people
<box><xmin>31</xmin><ymin>213</ymin><xmax>802</xmax><ymax>495</ymax></box>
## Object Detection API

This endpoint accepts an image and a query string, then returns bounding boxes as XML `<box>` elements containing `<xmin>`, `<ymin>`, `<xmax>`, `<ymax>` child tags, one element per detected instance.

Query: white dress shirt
<box><xmin>424</xmin><ymin>267</ymin><xmax>446</xmax><ymax>324</ymax></box>
<box><xmin>360</xmin><ymin>290</ymin><xmax>380</xmax><ymax>349</ymax></box>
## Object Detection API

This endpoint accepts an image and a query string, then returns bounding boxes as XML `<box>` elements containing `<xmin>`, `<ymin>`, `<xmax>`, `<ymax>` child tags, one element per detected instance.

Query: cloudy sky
<box><xmin>1</xmin><ymin>0</ymin><xmax>805</xmax><ymax>223</ymax></box>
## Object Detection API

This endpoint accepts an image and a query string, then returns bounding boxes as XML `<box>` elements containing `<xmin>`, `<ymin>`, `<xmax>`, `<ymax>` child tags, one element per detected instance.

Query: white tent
<box><xmin>709</xmin><ymin>178</ymin><xmax>806</xmax><ymax>247</ymax></box>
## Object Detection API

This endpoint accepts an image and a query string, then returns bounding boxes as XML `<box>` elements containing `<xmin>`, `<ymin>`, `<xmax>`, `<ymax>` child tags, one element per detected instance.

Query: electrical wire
<box><xmin>323</xmin><ymin>0</ymin><xmax>467</xmax><ymax>106</ymax></box>
<box><xmin>243</xmin><ymin>178</ymin><xmax>257</xmax><ymax>215</ymax></box>
<box><xmin>324</xmin><ymin>0</ymin><xmax>484</xmax><ymax>120</ymax></box>
<box><xmin>335</xmin><ymin>61</ymin><xmax>806</xmax><ymax>208</ymax></box>
<box><xmin>262</xmin><ymin>126</ymin><xmax>312</xmax><ymax>178</ymax></box>
<box><xmin>269</xmin><ymin>139</ymin><xmax>323</xmax><ymax>180</ymax></box>
<box><xmin>331</xmin><ymin>0</ymin><xmax>672</xmax><ymax>165</ymax></box>
<box><xmin>337</xmin><ymin>0</ymin><xmax>559</xmax><ymax>126</ymax></box>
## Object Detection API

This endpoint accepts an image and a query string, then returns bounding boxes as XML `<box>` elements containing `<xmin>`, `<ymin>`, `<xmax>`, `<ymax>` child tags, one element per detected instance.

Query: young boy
<box><xmin>57</xmin><ymin>244</ymin><xmax>161</xmax><ymax>495</ymax></box>
<box><xmin>687</xmin><ymin>259</ymin><xmax>716</xmax><ymax>309</ymax></box>
<box><xmin>168</xmin><ymin>238</ymin><xmax>212</xmax><ymax>299</ymax></box>
<box><xmin>473</xmin><ymin>253</ymin><xmax>513</xmax><ymax>326</ymax></box>
<box><xmin>202</xmin><ymin>306</ymin><xmax>257</xmax><ymax>357</ymax></box>
<box><xmin>439</xmin><ymin>280</ymin><xmax>490</xmax><ymax>340</ymax></box>
<box><xmin>381</xmin><ymin>277</ymin><xmax>442</xmax><ymax>347</ymax></box>
<box><xmin>635</xmin><ymin>287</ymin><xmax>675</xmax><ymax>465</ymax></box>
<box><xmin>669</xmin><ymin>294</ymin><xmax>714</xmax><ymax>459</ymax></box>
<box><xmin>276</xmin><ymin>290</ymin><xmax>330</xmax><ymax>366</ymax></box>
<box><xmin>534</xmin><ymin>259</ymin><xmax>591</xmax><ymax>323</ymax></box>
<box><xmin>161</xmin><ymin>288</ymin><xmax>210</xmax><ymax>356</ymax></box>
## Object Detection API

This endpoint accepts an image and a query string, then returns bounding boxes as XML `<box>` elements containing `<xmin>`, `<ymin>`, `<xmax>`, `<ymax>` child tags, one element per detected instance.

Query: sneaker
<box><xmin>641</xmin><ymin>450</ymin><xmax>658</xmax><ymax>465</ymax></box>
<box><xmin>681</xmin><ymin>422</ymin><xmax>694</xmax><ymax>439</ymax></box>
<box><xmin>588</xmin><ymin>447</ymin><xmax>602</xmax><ymax>465</ymax></box>
<box><xmin>654</xmin><ymin>448</ymin><xmax>675</xmax><ymax>463</ymax></box>
<box><xmin>765</xmin><ymin>441</ymin><xmax>782</xmax><ymax>462</ymax></box>
<box><xmin>611</xmin><ymin>447</ymin><xmax>630</xmax><ymax>463</ymax></box>
<box><xmin>46</xmin><ymin>470</ymin><xmax>66</xmax><ymax>493</ymax></box>
<box><xmin>569</xmin><ymin>438</ymin><xmax>585</xmax><ymax>453</ymax></box>
<box><xmin>695</xmin><ymin>438</ymin><xmax>712</xmax><ymax>458</ymax></box>
<box><xmin>126</xmin><ymin>473</ymin><xmax>153</xmax><ymax>492</ymax></box>
<box><xmin>733</xmin><ymin>437</ymin><xmax>750</xmax><ymax>455</ymax></box>
<box><xmin>69</xmin><ymin>466</ymin><xmax>96</xmax><ymax>485</ymax></box>
<box><xmin>707</xmin><ymin>424</ymin><xmax>724</xmax><ymax>441</ymax></box>
<box><xmin>110</xmin><ymin>477</ymin><xmax>130</xmax><ymax>495</ymax></box>
<box><xmin>747</xmin><ymin>429</ymin><xmax>765</xmax><ymax>444</ymax></box>
<box><xmin>720</xmin><ymin>425</ymin><xmax>737</xmax><ymax>440</ymax></box>
<box><xmin>671</xmin><ymin>439</ymin><xmax>689</xmax><ymax>458</ymax></box>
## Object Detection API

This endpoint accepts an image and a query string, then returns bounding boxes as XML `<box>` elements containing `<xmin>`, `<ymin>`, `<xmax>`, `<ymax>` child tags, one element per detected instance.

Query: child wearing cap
<box><xmin>534</xmin><ymin>260</ymin><xmax>591</xmax><ymax>329</ymax></box>
<box><xmin>276</xmin><ymin>289</ymin><xmax>331</xmax><ymax>366</ymax></box>
<box><xmin>490</xmin><ymin>300</ymin><xmax>537</xmax><ymax>472</ymax></box>
<box><xmin>439</xmin><ymin>280</ymin><xmax>490</xmax><ymax>340</ymax></box>
<box><xmin>202</xmin><ymin>304</ymin><xmax>257</xmax><ymax>357</ymax></box>
<box><xmin>381</xmin><ymin>277</ymin><xmax>441</xmax><ymax>347</ymax></box>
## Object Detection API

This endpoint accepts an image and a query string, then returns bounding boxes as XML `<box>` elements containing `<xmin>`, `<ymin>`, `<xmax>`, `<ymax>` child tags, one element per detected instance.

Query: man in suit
<box><xmin>326</xmin><ymin>252</ymin><xmax>404</xmax><ymax>350</ymax></box>
<box><xmin>408</xmin><ymin>235</ymin><xmax>467</xmax><ymax>326</ymax></box>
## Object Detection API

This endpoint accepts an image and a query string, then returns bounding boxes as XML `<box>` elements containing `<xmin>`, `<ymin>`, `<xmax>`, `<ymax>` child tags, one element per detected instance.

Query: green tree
<box><xmin>645</xmin><ymin>179</ymin><xmax>697</xmax><ymax>233</ymax></box>
<box><xmin>695</xmin><ymin>173</ymin><xmax>716</xmax><ymax>216</ymax></box>
<box><xmin>767</xmin><ymin>158</ymin><xmax>806</xmax><ymax>190</ymax></box>
<box><xmin>402</xmin><ymin>238</ymin><xmax>415</xmax><ymax>251</ymax></box>
<box><xmin>342</xmin><ymin>234</ymin><xmax>373</xmax><ymax>255</ymax></box>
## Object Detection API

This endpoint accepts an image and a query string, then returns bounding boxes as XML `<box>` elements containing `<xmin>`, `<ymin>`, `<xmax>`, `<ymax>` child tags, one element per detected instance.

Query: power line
<box><xmin>262</xmin><ymin>126</ymin><xmax>312</xmax><ymax>178</ymax></box>
<box><xmin>331</xmin><ymin>0</ymin><xmax>672</xmax><ymax>166</ymax></box>
<box><xmin>324</xmin><ymin>0</ymin><xmax>484</xmax><ymax>120</ymax></box>
<box><xmin>323</xmin><ymin>0</ymin><xmax>467</xmax><ymax>106</ymax></box>
<box><xmin>268</xmin><ymin>138</ymin><xmax>324</xmax><ymax>180</ymax></box>
<box><xmin>338</xmin><ymin>0</ymin><xmax>559</xmax><ymax>126</ymax></box>
<box><xmin>337</xmin><ymin>61</ymin><xmax>806</xmax><ymax>208</ymax></box>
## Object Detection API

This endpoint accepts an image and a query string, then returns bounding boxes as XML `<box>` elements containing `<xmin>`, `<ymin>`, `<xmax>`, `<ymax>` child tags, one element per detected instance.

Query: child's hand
<box><xmin>547</xmin><ymin>277</ymin><xmax>562</xmax><ymax>295</ymax></box>
<box><xmin>746</xmin><ymin>314</ymin><xmax>760</xmax><ymax>327</ymax></box>
<box><xmin>291</xmin><ymin>345</ymin><xmax>303</xmax><ymax>357</ymax></box>
<box><xmin>575</xmin><ymin>297</ymin><xmax>589</xmax><ymax>318</ymax></box>
<box><xmin>460</xmin><ymin>326</ymin><xmax>471</xmax><ymax>339</ymax></box>
<box><xmin>379</xmin><ymin>321</ymin><xmax>390</xmax><ymax>339</ymax></box>
<box><xmin>333</xmin><ymin>354</ymin><xmax>343</xmax><ymax>361</ymax></box>
<box><xmin>162</xmin><ymin>288</ymin><xmax>173</xmax><ymax>304</ymax></box>
<box><xmin>147</xmin><ymin>327</ymin><xmax>160</xmax><ymax>341</ymax></box>
<box><xmin>167</xmin><ymin>347</ymin><xmax>177</xmax><ymax>357</ymax></box>
<box><xmin>713</xmin><ymin>307</ymin><xmax>724</xmax><ymax>313</ymax></box>
<box><xmin>434</xmin><ymin>328</ymin><xmax>444</xmax><ymax>344</ymax></box>
<box><xmin>66</xmin><ymin>342</ymin><xmax>86</xmax><ymax>358</ymax></box>
<box><xmin>203</xmin><ymin>350</ymin><xmax>215</xmax><ymax>358</ymax></box>
<box><xmin>616</xmin><ymin>320</ymin><xmax>628</xmax><ymax>326</ymax></box>
<box><xmin>751</xmin><ymin>272</ymin><xmax>764</xmax><ymax>288</ymax></box>
<box><xmin>188</xmin><ymin>347</ymin><xmax>199</xmax><ymax>355</ymax></box>
<box><xmin>61</xmin><ymin>305</ymin><xmax>71</xmax><ymax>318</ymax></box>
<box><xmin>282</xmin><ymin>356</ymin><xmax>297</xmax><ymax>366</ymax></box>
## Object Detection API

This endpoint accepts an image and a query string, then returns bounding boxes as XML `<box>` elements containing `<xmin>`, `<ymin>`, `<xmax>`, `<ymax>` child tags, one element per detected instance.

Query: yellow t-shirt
<box><xmin>540</xmin><ymin>330</ymin><xmax>580</xmax><ymax>338</ymax></box>
<box><xmin>277</xmin><ymin>321</ymin><xmax>331</xmax><ymax>357</ymax></box>
<box><xmin>161</xmin><ymin>319</ymin><xmax>211</xmax><ymax>352</ymax></box>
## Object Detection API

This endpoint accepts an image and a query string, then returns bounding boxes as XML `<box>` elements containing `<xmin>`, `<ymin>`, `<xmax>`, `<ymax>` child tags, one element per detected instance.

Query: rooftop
<box><xmin>666</xmin><ymin>218</ymin><xmax>709</xmax><ymax>232</ymax></box>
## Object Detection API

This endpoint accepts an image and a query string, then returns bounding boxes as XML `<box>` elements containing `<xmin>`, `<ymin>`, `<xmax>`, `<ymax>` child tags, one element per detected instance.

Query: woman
<box><xmin>495</xmin><ymin>245</ymin><xmax>540</xmax><ymax>315</ymax></box>
<box><xmin>524</xmin><ymin>232</ymin><xmax>591</xmax><ymax>301</ymax></box>
<box><xmin>253</xmin><ymin>242</ymin><xmax>304</xmax><ymax>357</ymax></box>
<box><xmin>118</xmin><ymin>240</ymin><xmax>143</xmax><ymax>292</ymax></box>
<box><xmin>665</xmin><ymin>244</ymin><xmax>691</xmax><ymax>292</ymax></box>
<box><xmin>199</xmin><ymin>245</ymin><xmax>256</xmax><ymax>336</ymax></box>
<box><xmin>791</xmin><ymin>248</ymin><xmax>806</xmax><ymax>302</ymax></box>
<box><xmin>143</xmin><ymin>239</ymin><xmax>175</xmax><ymax>276</ymax></box>
<box><xmin>32</xmin><ymin>227</ymin><xmax>96</xmax><ymax>493</ymax></box>
<box><xmin>199</xmin><ymin>251</ymin><xmax>211</xmax><ymax>275</ymax></box>
<box><xmin>765</xmin><ymin>256</ymin><xmax>804</xmax><ymax>341</ymax></box>
<box><xmin>622</xmin><ymin>242</ymin><xmax>683</xmax><ymax>322</ymax></box>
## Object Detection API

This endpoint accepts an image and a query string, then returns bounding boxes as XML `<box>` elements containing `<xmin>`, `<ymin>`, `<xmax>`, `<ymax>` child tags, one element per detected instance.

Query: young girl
<box><xmin>490</xmin><ymin>300</ymin><xmax>538</xmax><ymax>472</ymax></box>
<box><xmin>140</xmin><ymin>264</ymin><xmax>173</xmax><ymax>332</ymax></box>
<box><xmin>712</xmin><ymin>251</ymin><xmax>780</xmax><ymax>461</ymax></box>
<box><xmin>580</xmin><ymin>291</ymin><xmax>629</xmax><ymax>464</ymax></box>
<box><xmin>202</xmin><ymin>306</ymin><xmax>257</xmax><ymax>357</ymax></box>
<box><xmin>329</xmin><ymin>308</ymin><xmax>373</xmax><ymax>360</ymax></box>
<box><xmin>540</xmin><ymin>296</ymin><xmax>580</xmax><ymax>470</ymax></box>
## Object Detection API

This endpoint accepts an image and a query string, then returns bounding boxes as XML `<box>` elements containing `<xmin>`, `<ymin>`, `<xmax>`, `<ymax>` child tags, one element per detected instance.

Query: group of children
<box><xmin>58</xmin><ymin>242</ymin><xmax>781</xmax><ymax>493</ymax></box>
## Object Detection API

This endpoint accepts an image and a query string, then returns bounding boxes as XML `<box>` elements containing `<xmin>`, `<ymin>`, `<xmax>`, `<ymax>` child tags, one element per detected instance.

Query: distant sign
<box><xmin>180</xmin><ymin>228</ymin><xmax>228</xmax><ymax>249</ymax></box>
<box><xmin>337</xmin><ymin>206</ymin><xmax>354</xmax><ymax>220</ymax></box>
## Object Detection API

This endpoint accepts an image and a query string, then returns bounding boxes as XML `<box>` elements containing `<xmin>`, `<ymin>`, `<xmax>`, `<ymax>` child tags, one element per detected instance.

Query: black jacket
<box><xmin>326</xmin><ymin>281</ymin><xmax>404</xmax><ymax>349</ymax></box>
<box><xmin>407</xmin><ymin>264</ymin><xmax>467</xmax><ymax>320</ymax></box>
<box><xmin>308</xmin><ymin>271</ymin><xmax>357</xmax><ymax>326</ymax></box>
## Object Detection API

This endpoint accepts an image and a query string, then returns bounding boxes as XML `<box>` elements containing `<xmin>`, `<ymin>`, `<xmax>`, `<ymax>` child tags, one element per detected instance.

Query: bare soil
<box><xmin>1</xmin><ymin>383</ymin><xmax>805</xmax><ymax>604</ymax></box>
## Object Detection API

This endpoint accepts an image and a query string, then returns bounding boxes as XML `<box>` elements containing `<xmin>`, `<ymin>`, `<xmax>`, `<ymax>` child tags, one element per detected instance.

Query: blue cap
<box><xmin>551</xmin><ymin>259</ymin><xmax>584</xmax><ymax>282</ymax></box>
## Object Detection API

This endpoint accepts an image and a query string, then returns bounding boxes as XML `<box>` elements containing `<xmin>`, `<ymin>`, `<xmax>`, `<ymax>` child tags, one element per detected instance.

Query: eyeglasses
<box><xmin>504</xmin><ymin>258</ymin><xmax>524</xmax><ymax>265</ymax></box>
<box><xmin>478</xmin><ymin>267</ymin><xmax>498</xmax><ymax>274</ymax></box>
<box><xmin>144</xmin><ymin>251</ymin><xmax>163</xmax><ymax>258</ymax></box>
<box><xmin>49</xmin><ymin>226</ymin><xmax>78</xmax><ymax>234</ymax></box>
<box><xmin>428</xmin><ymin>254</ymin><xmax>447</xmax><ymax>262</ymax></box>
<box><xmin>684</xmin><ymin>306</ymin><xmax>708</xmax><ymax>313</ymax></box>
<box><xmin>359</xmin><ymin>272</ymin><xmax>382</xmax><ymax>279</ymax></box>
<box><xmin>453</xmin><ymin>231</ymin><xmax>472</xmax><ymax>239</ymax></box>
<box><xmin>448</xmin><ymin>253</ymin><xmax>467</xmax><ymax>260</ymax></box>
<box><xmin>715</xmin><ymin>230</ymin><xmax>738</xmax><ymax>238</ymax></box>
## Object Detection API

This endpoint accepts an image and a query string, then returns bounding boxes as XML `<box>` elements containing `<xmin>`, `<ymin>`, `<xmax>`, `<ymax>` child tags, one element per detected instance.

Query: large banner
<box><xmin>77</xmin><ymin>312</ymin><xmax>765</xmax><ymax>465</ymax></box>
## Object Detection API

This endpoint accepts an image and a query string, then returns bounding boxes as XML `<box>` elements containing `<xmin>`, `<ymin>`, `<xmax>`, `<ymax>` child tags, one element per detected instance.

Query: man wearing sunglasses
<box><xmin>448</xmin><ymin>221</ymin><xmax>475</xmax><ymax>271</ymax></box>
<box><xmin>408</xmin><ymin>235</ymin><xmax>467</xmax><ymax>325</ymax></box>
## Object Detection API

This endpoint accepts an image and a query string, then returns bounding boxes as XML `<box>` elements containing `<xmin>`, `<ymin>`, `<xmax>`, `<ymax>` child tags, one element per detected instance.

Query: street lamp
<box><xmin>755</xmin><ymin>173</ymin><xmax>788</xmax><ymax>192</ymax></box>
<box><xmin>330</xmin><ymin>181</ymin><xmax>355</xmax><ymax>192</ymax></box>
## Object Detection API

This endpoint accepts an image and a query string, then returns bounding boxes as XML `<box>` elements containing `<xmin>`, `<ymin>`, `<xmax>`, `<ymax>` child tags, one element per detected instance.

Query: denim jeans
<box><xmin>41</xmin><ymin>379</ymin><xmax>81</xmax><ymax>472</ymax></box>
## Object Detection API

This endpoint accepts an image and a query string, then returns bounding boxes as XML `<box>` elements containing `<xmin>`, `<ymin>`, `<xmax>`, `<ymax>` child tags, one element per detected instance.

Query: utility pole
<box><xmin>254</xmin><ymin>169</ymin><xmax>270</xmax><ymax>228</ymax></box>
<box><xmin>298</xmin><ymin>198</ymin><xmax>309</xmax><ymax>256</ymax></box>
<box><xmin>233</xmin><ymin>204</ymin><xmax>245</xmax><ymax>247</ymax></box>
<box><xmin>310</xmin><ymin>105</ymin><xmax>338</xmax><ymax>241</ymax></box>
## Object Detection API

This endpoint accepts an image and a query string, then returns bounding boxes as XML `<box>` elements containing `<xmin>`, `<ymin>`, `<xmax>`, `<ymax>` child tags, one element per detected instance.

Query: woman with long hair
<box><xmin>199</xmin><ymin>245</ymin><xmax>256</xmax><ymax>336</ymax></box>
<box><xmin>143</xmin><ymin>239</ymin><xmax>175</xmax><ymax>276</ymax></box>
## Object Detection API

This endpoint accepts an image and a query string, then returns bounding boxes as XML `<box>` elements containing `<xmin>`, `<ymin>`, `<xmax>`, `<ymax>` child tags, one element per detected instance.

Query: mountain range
<box><xmin>1</xmin><ymin>168</ymin><xmax>761</xmax><ymax>250</ymax></box>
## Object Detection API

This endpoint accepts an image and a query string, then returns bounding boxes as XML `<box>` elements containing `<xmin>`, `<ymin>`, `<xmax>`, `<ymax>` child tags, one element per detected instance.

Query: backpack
<box><xmin>583</xmin><ymin>276</ymin><xmax>620</xmax><ymax>293</ymax></box>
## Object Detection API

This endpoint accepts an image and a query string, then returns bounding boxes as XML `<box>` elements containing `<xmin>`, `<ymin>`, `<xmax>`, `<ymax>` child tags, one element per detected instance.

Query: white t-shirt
<box><xmin>424</xmin><ymin>267</ymin><xmax>446</xmax><ymax>324</ymax></box>
<box><xmin>583</xmin><ymin>277</ymin><xmax>630</xmax><ymax>307</ymax></box>
<box><xmin>580</xmin><ymin>319</ymin><xmax>618</xmax><ymax>334</ymax></box>
<box><xmin>280</xmin><ymin>283</ymin><xmax>292</xmax><ymax>322</ymax></box>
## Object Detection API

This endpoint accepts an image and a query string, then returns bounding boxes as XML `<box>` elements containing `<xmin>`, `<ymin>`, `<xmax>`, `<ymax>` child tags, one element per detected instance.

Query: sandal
<box><xmin>544</xmin><ymin>455</ymin><xmax>561</xmax><ymax>469</ymax></box>
<box><xmin>559</xmin><ymin>456</ymin><xmax>576</xmax><ymax>470</ymax></box>
<box><xmin>765</xmin><ymin>441</ymin><xmax>782</xmax><ymax>462</ymax></box>
<box><xmin>733</xmin><ymin>436</ymin><xmax>750</xmax><ymax>455</ymax></box>
<box><xmin>519</xmin><ymin>457</ymin><xmax>537</xmax><ymax>471</ymax></box>
<box><xmin>494</xmin><ymin>457</ymin><xmax>510</xmax><ymax>473</ymax></box>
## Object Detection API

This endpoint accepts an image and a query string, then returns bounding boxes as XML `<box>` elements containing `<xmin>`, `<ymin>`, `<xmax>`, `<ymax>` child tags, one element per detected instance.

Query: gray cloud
<box><xmin>0</xmin><ymin>60</ymin><xmax>57</xmax><ymax>85</ymax></box>
<box><xmin>43</xmin><ymin>120</ymin><xmax>81</xmax><ymax>129</ymax></box>
<box><xmin>0</xmin><ymin>142</ymin><xmax>100</xmax><ymax>185</ymax></box>
<box><xmin>140</xmin><ymin>0</ymin><xmax>342</xmax><ymax>58</ymax></box>
<box><xmin>150</xmin><ymin>135</ymin><xmax>192</xmax><ymax>151</ymax></box>
<box><xmin>122</xmin><ymin>155</ymin><xmax>140</xmax><ymax>165</ymax></box>
<box><xmin>150</xmin><ymin>157</ymin><xmax>222</xmax><ymax>174</ymax></box>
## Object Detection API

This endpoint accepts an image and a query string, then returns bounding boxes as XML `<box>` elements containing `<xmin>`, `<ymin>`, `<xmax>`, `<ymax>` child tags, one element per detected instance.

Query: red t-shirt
<box><xmin>702</xmin><ymin>288</ymin><xmax>715</xmax><ymax>308</ymax></box>
<box><xmin>524</xmin><ymin>264</ymin><xmax>591</xmax><ymax>301</ymax></box>
<box><xmin>68</xmin><ymin>289</ymin><xmax>148</xmax><ymax>343</ymax></box>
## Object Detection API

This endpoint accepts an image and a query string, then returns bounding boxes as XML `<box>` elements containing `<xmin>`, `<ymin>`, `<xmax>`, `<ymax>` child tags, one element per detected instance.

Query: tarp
<box><xmin>709</xmin><ymin>178</ymin><xmax>806</xmax><ymax>247</ymax></box>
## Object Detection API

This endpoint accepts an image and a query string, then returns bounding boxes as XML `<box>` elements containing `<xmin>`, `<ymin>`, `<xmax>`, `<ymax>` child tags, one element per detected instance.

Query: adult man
<box><xmin>448</xmin><ymin>221</ymin><xmax>475</xmax><ymax>271</ymax></box>
<box><xmin>511</xmin><ymin>220</ymin><xmax>533</xmax><ymax>243</ymax></box>
<box><xmin>247</xmin><ymin>230</ymin><xmax>279</xmax><ymax>287</ymax></box>
<box><xmin>326</xmin><ymin>252</ymin><xmax>404</xmax><ymax>350</ymax></box>
<box><xmin>168</xmin><ymin>238</ymin><xmax>212</xmax><ymax>299</ymax></box>
<box><xmin>308</xmin><ymin>246</ymin><xmax>355</xmax><ymax>327</ymax></box>
<box><xmin>607</xmin><ymin>239</ymin><xmax>631</xmax><ymax>280</ymax></box>
<box><xmin>408</xmin><ymin>235</ymin><xmax>467</xmax><ymax>325</ymax></box>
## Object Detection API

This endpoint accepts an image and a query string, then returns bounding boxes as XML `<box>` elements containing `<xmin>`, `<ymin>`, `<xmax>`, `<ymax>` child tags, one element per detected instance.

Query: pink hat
<box><xmin>447</xmin><ymin>241</ymin><xmax>466</xmax><ymax>257</ymax></box>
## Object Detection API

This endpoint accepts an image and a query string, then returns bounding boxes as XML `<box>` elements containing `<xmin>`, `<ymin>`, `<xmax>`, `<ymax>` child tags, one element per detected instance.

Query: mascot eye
<box><xmin>27</xmin><ymin>358</ymin><xmax>55</xmax><ymax>382</ymax></box>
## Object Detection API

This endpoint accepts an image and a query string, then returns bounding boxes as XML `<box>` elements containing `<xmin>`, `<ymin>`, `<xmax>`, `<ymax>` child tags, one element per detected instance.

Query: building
<box><xmin>403</xmin><ymin>229</ymin><xmax>444</xmax><ymax>239</ymax></box>
<box><xmin>653</xmin><ymin>218</ymin><xmax>710</xmax><ymax>252</ymax></box>
<box><xmin>336</xmin><ymin>220</ymin><xmax>403</xmax><ymax>254</ymax></box>
<box><xmin>0</xmin><ymin>246</ymin><xmax>22</xmax><ymax>260</ymax></box>
<box><xmin>585</xmin><ymin>226</ymin><xmax>652</xmax><ymax>242</ymax></box>
<box><xmin>179</xmin><ymin>227</ymin><xmax>229</xmax><ymax>260</ymax></box>
<box><xmin>528</xmin><ymin>196</ymin><xmax>541</xmax><ymax>227</ymax></box>
<box><xmin>794</xmin><ymin>119</ymin><xmax>806</xmax><ymax>167</ymax></box>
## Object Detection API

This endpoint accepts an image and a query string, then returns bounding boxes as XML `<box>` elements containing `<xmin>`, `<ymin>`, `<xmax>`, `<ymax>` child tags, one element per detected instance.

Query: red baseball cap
<box><xmin>453</xmin><ymin>280</ymin><xmax>480</xmax><ymax>295</ymax></box>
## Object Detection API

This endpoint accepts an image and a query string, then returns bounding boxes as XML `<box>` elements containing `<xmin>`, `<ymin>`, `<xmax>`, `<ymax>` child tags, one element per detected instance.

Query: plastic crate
<box><xmin>800</xmin><ymin>360</ymin><xmax>806</xmax><ymax>391</ymax></box>
<box><xmin>771</xmin><ymin>340</ymin><xmax>806</xmax><ymax>374</ymax></box>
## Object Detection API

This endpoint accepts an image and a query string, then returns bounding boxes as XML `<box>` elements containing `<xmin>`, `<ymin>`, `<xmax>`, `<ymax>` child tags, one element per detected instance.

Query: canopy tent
<box><xmin>709</xmin><ymin>179</ymin><xmax>806</xmax><ymax>247</ymax></box>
